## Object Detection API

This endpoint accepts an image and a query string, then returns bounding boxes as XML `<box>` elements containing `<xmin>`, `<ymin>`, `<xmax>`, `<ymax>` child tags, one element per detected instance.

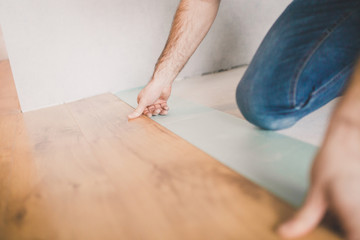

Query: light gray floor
<box><xmin>173</xmin><ymin>66</ymin><xmax>339</xmax><ymax>146</ymax></box>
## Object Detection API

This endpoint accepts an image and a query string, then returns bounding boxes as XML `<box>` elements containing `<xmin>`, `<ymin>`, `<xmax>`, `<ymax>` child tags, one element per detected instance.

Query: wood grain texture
<box><xmin>0</xmin><ymin>60</ymin><xmax>21</xmax><ymax>235</ymax></box>
<box><xmin>0</xmin><ymin>60</ymin><xmax>20</xmax><ymax>114</ymax></box>
<box><xmin>0</xmin><ymin>93</ymin><xmax>339</xmax><ymax>240</ymax></box>
<box><xmin>0</xmin><ymin>61</ymin><xmax>341</xmax><ymax>239</ymax></box>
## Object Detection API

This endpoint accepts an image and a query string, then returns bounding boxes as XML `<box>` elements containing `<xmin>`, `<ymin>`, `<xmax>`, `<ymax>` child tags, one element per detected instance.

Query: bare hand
<box><xmin>278</xmin><ymin>119</ymin><xmax>360</xmax><ymax>239</ymax></box>
<box><xmin>128</xmin><ymin>81</ymin><xmax>171</xmax><ymax>119</ymax></box>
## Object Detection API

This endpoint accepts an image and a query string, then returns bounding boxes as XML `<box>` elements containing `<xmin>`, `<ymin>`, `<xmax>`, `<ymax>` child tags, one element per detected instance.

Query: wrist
<box><xmin>151</xmin><ymin>71</ymin><xmax>175</xmax><ymax>86</ymax></box>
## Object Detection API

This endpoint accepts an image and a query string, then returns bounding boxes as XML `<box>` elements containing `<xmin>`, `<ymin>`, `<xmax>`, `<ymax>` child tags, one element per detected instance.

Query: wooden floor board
<box><xmin>0</xmin><ymin>60</ymin><xmax>21</xmax><ymax>235</ymax></box>
<box><xmin>0</xmin><ymin>61</ymin><xmax>20</xmax><ymax>114</ymax></box>
<box><xmin>4</xmin><ymin>106</ymin><xmax>135</xmax><ymax>240</ymax></box>
<box><xmin>65</xmin><ymin>93</ymin><xmax>340</xmax><ymax>240</ymax></box>
<box><xmin>0</xmin><ymin>60</ymin><xmax>341</xmax><ymax>239</ymax></box>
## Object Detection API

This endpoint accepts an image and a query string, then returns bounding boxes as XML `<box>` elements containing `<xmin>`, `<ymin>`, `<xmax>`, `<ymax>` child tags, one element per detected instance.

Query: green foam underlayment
<box><xmin>116</xmin><ymin>87</ymin><xmax>318</xmax><ymax>207</ymax></box>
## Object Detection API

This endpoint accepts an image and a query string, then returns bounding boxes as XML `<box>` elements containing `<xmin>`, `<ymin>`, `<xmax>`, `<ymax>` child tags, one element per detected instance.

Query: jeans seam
<box><xmin>289</xmin><ymin>8</ymin><xmax>358</xmax><ymax>108</ymax></box>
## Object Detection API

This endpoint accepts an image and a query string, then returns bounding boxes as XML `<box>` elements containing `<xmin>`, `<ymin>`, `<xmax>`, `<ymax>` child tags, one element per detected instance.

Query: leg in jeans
<box><xmin>236</xmin><ymin>0</ymin><xmax>360</xmax><ymax>130</ymax></box>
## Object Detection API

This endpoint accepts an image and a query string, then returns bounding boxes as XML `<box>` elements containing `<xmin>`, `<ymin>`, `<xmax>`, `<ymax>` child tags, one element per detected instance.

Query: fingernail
<box><xmin>128</xmin><ymin>113</ymin><xmax>138</xmax><ymax>119</ymax></box>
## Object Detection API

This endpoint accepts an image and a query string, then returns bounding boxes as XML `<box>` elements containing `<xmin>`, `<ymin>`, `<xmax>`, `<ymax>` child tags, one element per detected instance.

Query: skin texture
<box><xmin>128</xmin><ymin>0</ymin><xmax>360</xmax><ymax>238</ymax></box>
<box><xmin>278</xmin><ymin>62</ymin><xmax>360</xmax><ymax>240</ymax></box>
<box><xmin>127</xmin><ymin>0</ymin><xmax>220</xmax><ymax>119</ymax></box>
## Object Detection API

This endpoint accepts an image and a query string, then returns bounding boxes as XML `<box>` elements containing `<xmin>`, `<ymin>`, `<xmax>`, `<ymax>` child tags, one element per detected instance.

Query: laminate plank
<box><xmin>0</xmin><ymin>60</ymin><xmax>20</xmax><ymax>114</ymax></box>
<box><xmin>0</xmin><ymin>59</ymin><xmax>21</xmax><ymax>234</ymax></box>
<box><xmin>0</xmin><ymin>114</ymin><xmax>20</xmax><ymax>233</ymax></box>
<box><xmin>0</xmin><ymin>114</ymin><xmax>40</xmax><ymax>239</ymax></box>
<box><xmin>2</xmin><ymin>105</ymin><xmax>135</xmax><ymax>240</ymax></box>
<box><xmin>66</xmin><ymin>93</ymin><xmax>340</xmax><ymax>240</ymax></box>
<box><xmin>0</xmin><ymin>113</ymin><xmax>19</xmax><ymax>181</ymax></box>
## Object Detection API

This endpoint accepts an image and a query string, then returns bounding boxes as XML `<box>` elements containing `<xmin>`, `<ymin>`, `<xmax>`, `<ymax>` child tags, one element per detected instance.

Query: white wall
<box><xmin>0</xmin><ymin>0</ymin><xmax>291</xmax><ymax>112</ymax></box>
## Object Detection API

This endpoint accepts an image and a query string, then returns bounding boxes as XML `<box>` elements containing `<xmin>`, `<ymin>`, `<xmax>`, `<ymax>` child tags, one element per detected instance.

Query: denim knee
<box><xmin>236</xmin><ymin>81</ymin><xmax>299</xmax><ymax>131</ymax></box>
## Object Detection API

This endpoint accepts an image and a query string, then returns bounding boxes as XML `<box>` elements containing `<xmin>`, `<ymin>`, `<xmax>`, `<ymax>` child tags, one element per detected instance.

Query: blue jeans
<box><xmin>236</xmin><ymin>0</ymin><xmax>360</xmax><ymax>130</ymax></box>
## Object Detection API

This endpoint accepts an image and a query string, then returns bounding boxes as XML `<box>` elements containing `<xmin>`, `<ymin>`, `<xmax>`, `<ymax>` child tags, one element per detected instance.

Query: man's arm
<box><xmin>335</xmin><ymin>62</ymin><xmax>360</xmax><ymax>122</ymax></box>
<box><xmin>128</xmin><ymin>0</ymin><xmax>220</xmax><ymax>119</ymax></box>
<box><xmin>279</xmin><ymin>60</ymin><xmax>360</xmax><ymax>239</ymax></box>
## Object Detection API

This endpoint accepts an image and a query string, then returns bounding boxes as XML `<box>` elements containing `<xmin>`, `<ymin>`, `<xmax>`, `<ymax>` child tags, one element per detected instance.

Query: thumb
<box><xmin>128</xmin><ymin>101</ymin><xmax>147</xmax><ymax>119</ymax></box>
<box><xmin>278</xmin><ymin>186</ymin><xmax>327</xmax><ymax>239</ymax></box>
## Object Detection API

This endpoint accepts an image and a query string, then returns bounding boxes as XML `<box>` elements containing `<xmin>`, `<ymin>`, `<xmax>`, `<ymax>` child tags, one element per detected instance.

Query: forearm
<box><xmin>152</xmin><ymin>0</ymin><xmax>220</xmax><ymax>85</ymax></box>
<box><xmin>320</xmin><ymin>60</ymin><xmax>360</xmax><ymax>149</ymax></box>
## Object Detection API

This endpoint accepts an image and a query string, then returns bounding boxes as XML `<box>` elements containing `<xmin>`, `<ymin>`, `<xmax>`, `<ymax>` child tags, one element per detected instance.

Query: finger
<box><xmin>148</xmin><ymin>105</ymin><xmax>155</xmax><ymax>114</ymax></box>
<box><xmin>159</xmin><ymin>110</ymin><xmax>168</xmax><ymax>115</ymax></box>
<box><xmin>153</xmin><ymin>109</ymin><xmax>161</xmax><ymax>116</ymax></box>
<box><xmin>128</xmin><ymin>101</ymin><xmax>147</xmax><ymax>119</ymax></box>
<box><xmin>331</xmin><ymin>181</ymin><xmax>360</xmax><ymax>240</ymax></box>
<box><xmin>160</xmin><ymin>102</ymin><xmax>169</xmax><ymax>110</ymax></box>
<box><xmin>278</xmin><ymin>186</ymin><xmax>327</xmax><ymax>239</ymax></box>
<box><xmin>153</xmin><ymin>104</ymin><xmax>162</xmax><ymax>116</ymax></box>
<box><xmin>155</xmin><ymin>104</ymin><xmax>162</xmax><ymax>111</ymax></box>
<box><xmin>144</xmin><ymin>107</ymin><xmax>152</xmax><ymax>118</ymax></box>
<box><xmin>143</xmin><ymin>108</ymin><xmax>150</xmax><ymax>116</ymax></box>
